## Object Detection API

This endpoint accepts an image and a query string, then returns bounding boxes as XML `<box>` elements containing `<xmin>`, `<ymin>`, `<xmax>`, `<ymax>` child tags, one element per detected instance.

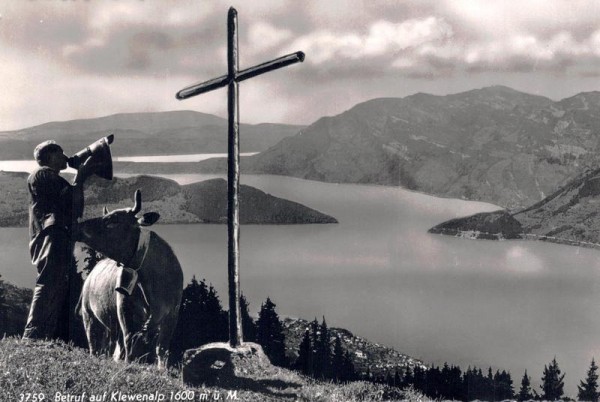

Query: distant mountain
<box><xmin>0</xmin><ymin>172</ymin><xmax>337</xmax><ymax>227</ymax></box>
<box><xmin>429</xmin><ymin>167</ymin><xmax>600</xmax><ymax>248</ymax></box>
<box><xmin>193</xmin><ymin>86</ymin><xmax>600</xmax><ymax>209</ymax></box>
<box><xmin>282</xmin><ymin>318</ymin><xmax>426</xmax><ymax>378</ymax></box>
<box><xmin>0</xmin><ymin>111</ymin><xmax>304</xmax><ymax>159</ymax></box>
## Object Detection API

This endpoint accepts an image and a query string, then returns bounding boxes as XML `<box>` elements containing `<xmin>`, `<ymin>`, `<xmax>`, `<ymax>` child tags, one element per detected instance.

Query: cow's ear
<box><xmin>139</xmin><ymin>212</ymin><xmax>160</xmax><ymax>226</ymax></box>
<box><xmin>103</xmin><ymin>206</ymin><xmax>109</xmax><ymax>216</ymax></box>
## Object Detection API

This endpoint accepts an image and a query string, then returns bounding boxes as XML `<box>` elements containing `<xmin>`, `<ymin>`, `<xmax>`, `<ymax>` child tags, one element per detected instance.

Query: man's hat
<box><xmin>33</xmin><ymin>140</ymin><xmax>62</xmax><ymax>163</ymax></box>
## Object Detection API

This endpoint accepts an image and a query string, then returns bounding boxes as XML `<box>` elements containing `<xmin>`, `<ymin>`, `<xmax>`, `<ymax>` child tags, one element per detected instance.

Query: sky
<box><xmin>1</xmin><ymin>0</ymin><xmax>599</xmax><ymax>131</ymax></box>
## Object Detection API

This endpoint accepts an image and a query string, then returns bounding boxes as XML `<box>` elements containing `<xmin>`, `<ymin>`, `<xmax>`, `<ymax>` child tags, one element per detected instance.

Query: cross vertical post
<box><xmin>175</xmin><ymin>6</ymin><xmax>304</xmax><ymax>349</ymax></box>
<box><xmin>227</xmin><ymin>8</ymin><xmax>242</xmax><ymax>347</ymax></box>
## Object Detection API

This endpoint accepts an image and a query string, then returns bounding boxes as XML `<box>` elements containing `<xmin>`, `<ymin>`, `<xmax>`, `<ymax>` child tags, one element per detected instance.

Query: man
<box><xmin>23</xmin><ymin>140</ymin><xmax>93</xmax><ymax>341</ymax></box>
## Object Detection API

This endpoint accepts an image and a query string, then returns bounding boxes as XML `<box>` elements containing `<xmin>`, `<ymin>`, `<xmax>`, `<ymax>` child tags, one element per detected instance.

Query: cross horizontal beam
<box><xmin>176</xmin><ymin>51</ymin><xmax>305</xmax><ymax>100</ymax></box>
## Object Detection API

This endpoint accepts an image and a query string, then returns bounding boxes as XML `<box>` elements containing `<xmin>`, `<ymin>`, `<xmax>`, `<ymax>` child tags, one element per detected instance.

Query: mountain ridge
<box><xmin>223</xmin><ymin>85</ymin><xmax>598</xmax><ymax>209</ymax></box>
<box><xmin>0</xmin><ymin>110</ymin><xmax>304</xmax><ymax>158</ymax></box>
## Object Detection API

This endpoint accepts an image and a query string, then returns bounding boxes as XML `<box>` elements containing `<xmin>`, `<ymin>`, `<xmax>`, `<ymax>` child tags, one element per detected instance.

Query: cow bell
<box><xmin>115</xmin><ymin>266</ymin><xmax>139</xmax><ymax>297</ymax></box>
<box><xmin>68</xmin><ymin>134</ymin><xmax>114</xmax><ymax>180</ymax></box>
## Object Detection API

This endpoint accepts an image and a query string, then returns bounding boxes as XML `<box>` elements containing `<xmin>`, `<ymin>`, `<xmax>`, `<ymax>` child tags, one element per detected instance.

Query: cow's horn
<box><xmin>103</xmin><ymin>206</ymin><xmax>109</xmax><ymax>216</ymax></box>
<box><xmin>131</xmin><ymin>189</ymin><xmax>142</xmax><ymax>214</ymax></box>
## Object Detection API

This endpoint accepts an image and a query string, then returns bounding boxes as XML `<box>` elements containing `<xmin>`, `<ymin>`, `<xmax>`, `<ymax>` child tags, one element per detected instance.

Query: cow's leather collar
<box><xmin>126</xmin><ymin>229</ymin><xmax>151</xmax><ymax>270</ymax></box>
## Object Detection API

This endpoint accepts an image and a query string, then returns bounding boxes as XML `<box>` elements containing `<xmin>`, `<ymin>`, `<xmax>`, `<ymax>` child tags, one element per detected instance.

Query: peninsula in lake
<box><xmin>0</xmin><ymin>172</ymin><xmax>337</xmax><ymax>227</ymax></box>
<box><xmin>429</xmin><ymin>166</ymin><xmax>600</xmax><ymax>248</ymax></box>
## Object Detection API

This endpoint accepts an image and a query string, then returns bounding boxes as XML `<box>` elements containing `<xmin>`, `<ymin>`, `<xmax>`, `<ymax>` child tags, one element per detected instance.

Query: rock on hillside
<box><xmin>0</xmin><ymin>110</ymin><xmax>303</xmax><ymax>158</ymax></box>
<box><xmin>0</xmin><ymin>172</ymin><xmax>337</xmax><ymax>227</ymax></box>
<box><xmin>196</xmin><ymin>86</ymin><xmax>600</xmax><ymax>209</ymax></box>
<box><xmin>429</xmin><ymin>167</ymin><xmax>600</xmax><ymax>247</ymax></box>
<box><xmin>282</xmin><ymin>318</ymin><xmax>426</xmax><ymax>378</ymax></box>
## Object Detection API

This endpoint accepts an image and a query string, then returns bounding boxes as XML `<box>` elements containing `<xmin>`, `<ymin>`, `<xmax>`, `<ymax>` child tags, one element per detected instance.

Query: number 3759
<box><xmin>19</xmin><ymin>393</ymin><xmax>46</xmax><ymax>402</ymax></box>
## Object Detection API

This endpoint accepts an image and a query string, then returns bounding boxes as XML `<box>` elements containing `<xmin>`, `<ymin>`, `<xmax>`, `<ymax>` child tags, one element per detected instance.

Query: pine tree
<box><xmin>205</xmin><ymin>284</ymin><xmax>228</xmax><ymax>342</ymax></box>
<box><xmin>240</xmin><ymin>294</ymin><xmax>257</xmax><ymax>342</ymax></box>
<box><xmin>484</xmin><ymin>367</ymin><xmax>495</xmax><ymax>401</ymax></box>
<box><xmin>495</xmin><ymin>370</ymin><xmax>514</xmax><ymax>400</ymax></box>
<box><xmin>331</xmin><ymin>335</ymin><xmax>343</xmax><ymax>381</ymax></box>
<box><xmin>476</xmin><ymin>368</ymin><xmax>486</xmax><ymax>400</ymax></box>
<box><xmin>169</xmin><ymin>277</ymin><xmax>228</xmax><ymax>364</ymax></box>
<box><xmin>0</xmin><ymin>274</ymin><xmax>6</xmax><ymax>336</ymax></box>
<box><xmin>342</xmin><ymin>350</ymin><xmax>355</xmax><ymax>382</ymax></box>
<box><xmin>331</xmin><ymin>335</ymin><xmax>348</xmax><ymax>382</ymax></box>
<box><xmin>579</xmin><ymin>358</ymin><xmax>600</xmax><ymax>402</ymax></box>
<box><xmin>462</xmin><ymin>366</ymin><xmax>489</xmax><ymax>401</ymax></box>
<box><xmin>448</xmin><ymin>365</ymin><xmax>463</xmax><ymax>400</ymax></box>
<box><xmin>394</xmin><ymin>369</ymin><xmax>401</xmax><ymax>388</ymax></box>
<box><xmin>309</xmin><ymin>318</ymin><xmax>321</xmax><ymax>377</ymax></box>
<box><xmin>170</xmin><ymin>276</ymin><xmax>206</xmax><ymax>363</ymax></box>
<box><xmin>295</xmin><ymin>329</ymin><xmax>313</xmax><ymax>375</ymax></box>
<box><xmin>462</xmin><ymin>367</ymin><xmax>474</xmax><ymax>401</ymax></box>
<box><xmin>403</xmin><ymin>366</ymin><xmax>414</xmax><ymax>389</ymax></box>
<box><xmin>316</xmin><ymin>317</ymin><xmax>332</xmax><ymax>379</ymax></box>
<box><xmin>518</xmin><ymin>370</ymin><xmax>534</xmax><ymax>401</ymax></box>
<box><xmin>413</xmin><ymin>366</ymin><xmax>427</xmax><ymax>394</ymax></box>
<box><xmin>256</xmin><ymin>297</ymin><xmax>287</xmax><ymax>367</ymax></box>
<box><xmin>541</xmin><ymin>357</ymin><xmax>565</xmax><ymax>401</ymax></box>
<box><xmin>425</xmin><ymin>365</ymin><xmax>442</xmax><ymax>399</ymax></box>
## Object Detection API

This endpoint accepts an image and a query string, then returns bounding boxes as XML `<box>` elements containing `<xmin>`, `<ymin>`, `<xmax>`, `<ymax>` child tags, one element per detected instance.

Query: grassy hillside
<box><xmin>0</xmin><ymin>338</ymin><xmax>417</xmax><ymax>401</ymax></box>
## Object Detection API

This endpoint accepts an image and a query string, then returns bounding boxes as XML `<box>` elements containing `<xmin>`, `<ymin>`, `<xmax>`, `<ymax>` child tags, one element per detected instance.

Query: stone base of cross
<box><xmin>176</xmin><ymin>7</ymin><xmax>304</xmax><ymax>347</ymax></box>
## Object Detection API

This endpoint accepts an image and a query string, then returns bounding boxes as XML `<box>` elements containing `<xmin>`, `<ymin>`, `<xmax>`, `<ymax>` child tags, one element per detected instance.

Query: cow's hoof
<box><xmin>182</xmin><ymin>342</ymin><xmax>269</xmax><ymax>387</ymax></box>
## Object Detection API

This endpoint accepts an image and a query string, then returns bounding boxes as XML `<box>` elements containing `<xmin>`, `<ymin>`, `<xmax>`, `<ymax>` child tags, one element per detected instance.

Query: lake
<box><xmin>1</xmin><ymin>173</ymin><xmax>599</xmax><ymax>395</ymax></box>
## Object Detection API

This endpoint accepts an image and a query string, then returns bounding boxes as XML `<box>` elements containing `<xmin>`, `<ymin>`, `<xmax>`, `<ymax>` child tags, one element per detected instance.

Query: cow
<box><xmin>77</xmin><ymin>189</ymin><xmax>183</xmax><ymax>368</ymax></box>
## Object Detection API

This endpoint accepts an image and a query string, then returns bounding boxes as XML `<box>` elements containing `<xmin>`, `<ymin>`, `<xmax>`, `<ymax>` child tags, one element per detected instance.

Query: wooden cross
<box><xmin>175</xmin><ymin>7</ymin><xmax>304</xmax><ymax>347</ymax></box>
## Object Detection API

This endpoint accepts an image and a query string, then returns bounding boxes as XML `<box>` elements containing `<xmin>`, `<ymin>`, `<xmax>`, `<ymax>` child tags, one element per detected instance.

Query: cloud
<box><xmin>5</xmin><ymin>1</ymin><xmax>600</xmax><ymax>79</ymax></box>
<box><xmin>412</xmin><ymin>29</ymin><xmax>600</xmax><ymax>75</ymax></box>
<box><xmin>286</xmin><ymin>17</ymin><xmax>453</xmax><ymax>65</ymax></box>
<box><xmin>248</xmin><ymin>22</ymin><xmax>293</xmax><ymax>53</ymax></box>
<box><xmin>1</xmin><ymin>0</ymin><xmax>600</xmax><ymax>131</ymax></box>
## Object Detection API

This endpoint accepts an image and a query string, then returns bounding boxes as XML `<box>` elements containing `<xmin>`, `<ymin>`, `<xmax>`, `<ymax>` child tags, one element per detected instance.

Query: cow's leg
<box><xmin>116</xmin><ymin>292</ymin><xmax>147</xmax><ymax>363</ymax></box>
<box><xmin>139</xmin><ymin>315</ymin><xmax>159</xmax><ymax>365</ymax></box>
<box><xmin>156</xmin><ymin>311</ymin><xmax>179</xmax><ymax>370</ymax></box>
<box><xmin>116</xmin><ymin>293</ymin><xmax>133</xmax><ymax>362</ymax></box>
<box><xmin>82</xmin><ymin>308</ymin><xmax>109</xmax><ymax>356</ymax></box>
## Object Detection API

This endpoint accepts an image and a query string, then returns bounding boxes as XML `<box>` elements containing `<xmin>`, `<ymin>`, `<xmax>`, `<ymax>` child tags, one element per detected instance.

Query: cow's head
<box><xmin>76</xmin><ymin>189</ymin><xmax>160</xmax><ymax>264</ymax></box>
